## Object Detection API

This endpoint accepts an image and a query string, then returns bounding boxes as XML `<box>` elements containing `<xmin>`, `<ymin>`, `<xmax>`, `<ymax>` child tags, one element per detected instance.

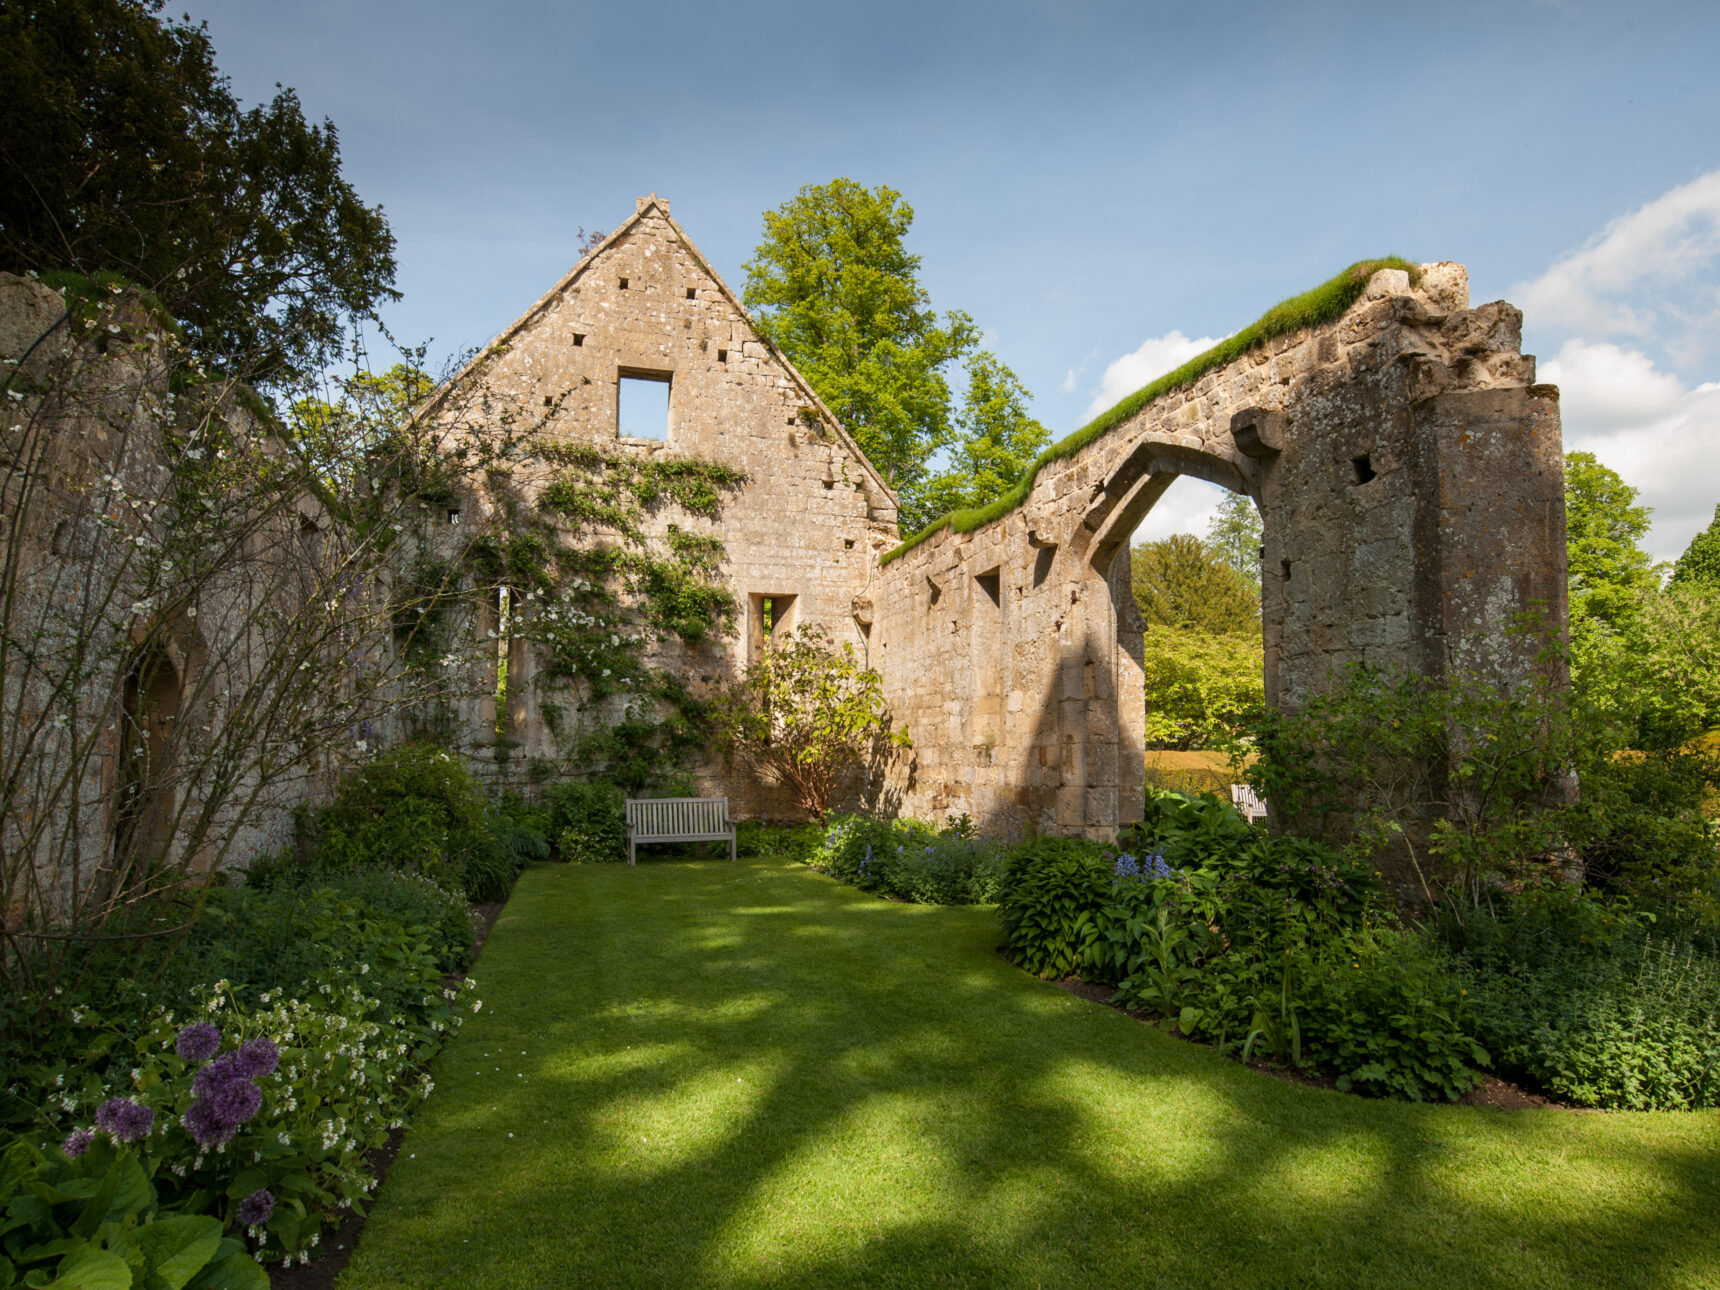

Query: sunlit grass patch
<box><xmin>340</xmin><ymin>857</ymin><xmax>1720</xmax><ymax>1290</ymax></box>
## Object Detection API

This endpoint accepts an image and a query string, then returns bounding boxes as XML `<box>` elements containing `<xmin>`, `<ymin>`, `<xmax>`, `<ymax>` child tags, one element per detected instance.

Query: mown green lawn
<box><xmin>340</xmin><ymin>859</ymin><xmax>1720</xmax><ymax>1289</ymax></box>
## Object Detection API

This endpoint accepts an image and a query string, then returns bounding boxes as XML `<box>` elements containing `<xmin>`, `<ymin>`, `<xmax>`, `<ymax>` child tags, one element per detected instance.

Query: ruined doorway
<box><xmin>114</xmin><ymin>645</ymin><xmax>182</xmax><ymax>866</ymax></box>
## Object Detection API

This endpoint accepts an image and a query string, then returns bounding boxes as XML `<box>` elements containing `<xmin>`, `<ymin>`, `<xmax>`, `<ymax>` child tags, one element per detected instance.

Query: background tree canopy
<box><xmin>908</xmin><ymin>351</ymin><xmax>1050</xmax><ymax>531</ymax></box>
<box><xmin>744</xmin><ymin>179</ymin><xmax>1056</xmax><ymax>531</ymax></box>
<box><xmin>1563</xmin><ymin>450</ymin><xmax>1658</xmax><ymax>634</ymax></box>
<box><xmin>1671</xmin><ymin>503</ymin><xmax>1720</xmax><ymax>589</ymax></box>
<box><xmin>1130</xmin><ymin>533</ymin><xmax>1259</xmax><ymax>635</ymax></box>
<box><xmin>0</xmin><ymin>0</ymin><xmax>397</xmax><ymax>382</ymax></box>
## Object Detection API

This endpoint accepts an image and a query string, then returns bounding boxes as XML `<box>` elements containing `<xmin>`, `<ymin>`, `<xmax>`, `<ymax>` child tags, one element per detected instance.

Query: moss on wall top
<box><xmin>879</xmin><ymin>257</ymin><xmax>1421</xmax><ymax>566</ymax></box>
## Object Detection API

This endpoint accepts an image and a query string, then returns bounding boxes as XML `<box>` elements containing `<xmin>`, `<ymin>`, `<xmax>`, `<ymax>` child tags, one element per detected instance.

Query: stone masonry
<box><xmin>869</xmin><ymin>263</ymin><xmax>1566</xmax><ymax>837</ymax></box>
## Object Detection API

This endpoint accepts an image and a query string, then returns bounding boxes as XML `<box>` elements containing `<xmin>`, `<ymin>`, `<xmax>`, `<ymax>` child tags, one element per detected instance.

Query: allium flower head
<box><xmin>63</xmin><ymin>1129</ymin><xmax>94</xmax><ymax>1158</ymax></box>
<box><xmin>184</xmin><ymin>1099</ymin><xmax>238</xmax><ymax>1149</ymax></box>
<box><xmin>231</xmin><ymin>1037</ymin><xmax>279</xmax><ymax>1079</ymax></box>
<box><xmin>175</xmin><ymin>1021</ymin><xmax>222</xmax><ymax>1062</ymax></box>
<box><xmin>237</xmin><ymin>1188</ymin><xmax>275</xmax><ymax>1226</ymax></box>
<box><xmin>94</xmin><ymin>1097</ymin><xmax>154</xmax><ymax>1142</ymax></box>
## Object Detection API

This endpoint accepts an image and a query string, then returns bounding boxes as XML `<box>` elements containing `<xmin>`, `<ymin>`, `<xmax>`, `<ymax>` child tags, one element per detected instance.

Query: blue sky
<box><xmin>187</xmin><ymin>0</ymin><xmax>1720</xmax><ymax>562</ymax></box>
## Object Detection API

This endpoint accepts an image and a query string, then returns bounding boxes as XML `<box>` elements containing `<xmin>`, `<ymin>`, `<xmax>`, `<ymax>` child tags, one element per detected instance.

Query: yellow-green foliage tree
<box><xmin>714</xmin><ymin>626</ymin><xmax>910</xmax><ymax>819</ymax></box>
<box><xmin>1130</xmin><ymin>531</ymin><xmax>1263</xmax><ymax>749</ymax></box>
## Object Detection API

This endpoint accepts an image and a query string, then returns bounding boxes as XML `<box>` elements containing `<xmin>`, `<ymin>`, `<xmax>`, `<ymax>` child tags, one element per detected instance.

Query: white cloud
<box><xmin>1540</xmin><ymin>339</ymin><xmax>1683</xmax><ymax>433</ymax></box>
<box><xmin>1127</xmin><ymin>476</ymin><xmax>1226</xmax><ymax>547</ymax></box>
<box><xmin>1514</xmin><ymin>167</ymin><xmax>1720</xmax><ymax>359</ymax></box>
<box><xmin>1544</xmin><ymin>339</ymin><xmax>1720</xmax><ymax>564</ymax></box>
<box><xmin>1086</xmin><ymin>330</ymin><xmax>1218</xmax><ymax>417</ymax></box>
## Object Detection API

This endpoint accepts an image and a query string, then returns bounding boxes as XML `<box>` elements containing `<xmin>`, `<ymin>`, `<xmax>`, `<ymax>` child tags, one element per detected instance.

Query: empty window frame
<box><xmin>617</xmin><ymin>371</ymin><xmax>671</xmax><ymax>440</ymax></box>
<box><xmin>748</xmin><ymin>593</ymin><xmax>798</xmax><ymax>662</ymax></box>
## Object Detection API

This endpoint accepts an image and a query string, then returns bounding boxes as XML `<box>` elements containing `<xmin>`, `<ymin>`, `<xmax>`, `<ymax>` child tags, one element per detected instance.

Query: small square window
<box><xmin>685</xmin><ymin>287</ymin><xmax>696</xmax><ymax>300</ymax></box>
<box><xmin>573</xmin><ymin>333</ymin><xmax>585</xmax><ymax>347</ymax></box>
<box><xmin>447</xmin><ymin>509</ymin><xmax>461</xmax><ymax>526</ymax></box>
<box><xmin>717</xmin><ymin>348</ymin><xmax>728</xmax><ymax>363</ymax></box>
<box><xmin>618</xmin><ymin>277</ymin><xmax>629</xmax><ymax>290</ymax></box>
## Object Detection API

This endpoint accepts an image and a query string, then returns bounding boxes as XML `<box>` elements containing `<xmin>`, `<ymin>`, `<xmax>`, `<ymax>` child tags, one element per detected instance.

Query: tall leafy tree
<box><xmin>1130</xmin><ymin>534</ymin><xmax>1259</xmax><ymax>635</ymax></box>
<box><xmin>1205</xmin><ymin>490</ymin><xmax>1264</xmax><ymax>591</ymax></box>
<box><xmin>906</xmin><ymin>351</ymin><xmax>1050</xmax><ymax>531</ymax></box>
<box><xmin>0</xmin><ymin>0</ymin><xmax>397</xmax><ymax>382</ymax></box>
<box><xmin>1563</xmin><ymin>451</ymin><xmax>1658</xmax><ymax>633</ymax></box>
<box><xmin>742</xmin><ymin>179</ymin><xmax>977</xmax><ymax>500</ymax></box>
<box><xmin>1670</xmin><ymin>503</ymin><xmax>1720</xmax><ymax>589</ymax></box>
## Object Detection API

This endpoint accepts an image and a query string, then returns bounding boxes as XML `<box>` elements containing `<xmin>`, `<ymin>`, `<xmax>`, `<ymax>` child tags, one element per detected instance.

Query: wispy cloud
<box><xmin>1085</xmin><ymin>330</ymin><xmax>1218</xmax><ymax>417</ymax></box>
<box><xmin>1515</xmin><ymin>167</ymin><xmax>1720</xmax><ymax>366</ymax></box>
<box><xmin>1542</xmin><ymin>339</ymin><xmax>1720</xmax><ymax>564</ymax></box>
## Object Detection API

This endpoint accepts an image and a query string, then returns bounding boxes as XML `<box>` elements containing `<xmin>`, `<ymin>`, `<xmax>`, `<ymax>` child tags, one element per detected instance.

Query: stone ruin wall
<box><xmin>870</xmin><ymin>264</ymin><xmax>1567</xmax><ymax>838</ymax></box>
<box><xmin>1</xmin><ymin>201</ymin><xmax>1572</xmax><ymax>911</ymax></box>
<box><xmin>0</xmin><ymin>274</ymin><xmax>325</xmax><ymax>921</ymax></box>
<box><xmin>407</xmin><ymin>198</ymin><xmax>897</xmax><ymax>816</ymax></box>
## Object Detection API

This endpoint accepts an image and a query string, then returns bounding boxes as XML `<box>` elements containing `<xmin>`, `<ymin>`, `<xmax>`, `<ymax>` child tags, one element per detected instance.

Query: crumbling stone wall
<box><xmin>0</xmin><ymin>273</ymin><xmax>328</xmax><ymax>922</ymax></box>
<box><xmin>870</xmin><ymin>265</ymin><xmax>1566</xmax><ymax>837</ymax></box>
<box><xmin>409</xmin><ymin>198</ymin><xmax>897</xmax><ymax>814</ymax></box>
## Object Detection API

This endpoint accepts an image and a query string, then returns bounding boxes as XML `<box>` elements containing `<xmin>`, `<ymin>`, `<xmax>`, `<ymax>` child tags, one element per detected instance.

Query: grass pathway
<box><xmin>340</xmin><ymin>859</ymin><xmax>1720</xmax><ymax>1289</ymax></box>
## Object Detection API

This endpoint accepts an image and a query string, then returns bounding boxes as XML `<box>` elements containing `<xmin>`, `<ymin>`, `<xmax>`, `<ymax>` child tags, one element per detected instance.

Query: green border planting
<box><xmin>880</xmin><ymin>258</ymin><xmax>1421</xmax><ymax>565</ymax></box>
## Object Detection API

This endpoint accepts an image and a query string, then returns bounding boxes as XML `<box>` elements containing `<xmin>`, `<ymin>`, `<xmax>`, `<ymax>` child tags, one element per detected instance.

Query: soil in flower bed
<box><xmin>1047</xmin><ymin>975</ymin><xmax>1576</xmax><ymax>1111</ymax></box>
<box><xmin>269</xmin><ymin>898</ymin><xmax>507</xmax><ymax>1290</ymax></box>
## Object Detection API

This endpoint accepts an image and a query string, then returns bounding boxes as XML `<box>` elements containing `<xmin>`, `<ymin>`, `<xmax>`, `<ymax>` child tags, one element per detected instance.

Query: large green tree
<box><xmin>906</xmin><ymin>351</ymin><xmax>1050</xmax><ymax>531</ymax></box>
<box><xmin>1564</xmin><ymin>451</ymin><xmax>1658</xmax><ymax>633</ymax></box>
<box><xmin>1205</xmin><ymin>490</ymin><xmax>1264</xmax><ymax>591</ymax></box>
<box><xmin>0</xmin><ymin>0</ymin><xmax>397</xmax><ymax>381</ymax></box>
<box><xmin>1130</xmin><ymin>534</ymin><xmax>1260</xmax><ymax>635</ymax></box>
<box><xmin>1670</xmin><ymin>503</ymin><xmax>1720</xmax><ymax>589</ymax></box>
<box><xmin>742</xmin><ymin>179</ymin><xmax>977</xmax><ymax>503</ymax></box>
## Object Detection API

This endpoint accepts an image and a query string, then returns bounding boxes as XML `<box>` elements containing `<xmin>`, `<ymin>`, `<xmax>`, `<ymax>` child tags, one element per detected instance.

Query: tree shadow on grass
<box><xmin>343</xmin><ymin>860</ymin><xmax>1720</xmax><ymax>1290</ymax></box>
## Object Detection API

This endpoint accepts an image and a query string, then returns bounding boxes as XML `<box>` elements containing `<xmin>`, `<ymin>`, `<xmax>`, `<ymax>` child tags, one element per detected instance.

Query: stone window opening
<box><xmin>1281</xmin><ymin>558</ymin><xmax>1293</xmax><ymax>582</ymax></box>
<box><xmin>1352</xmin><ymin>454</ymin><xmax>1377</xmax><ymax>485</ymax></box>
<box><xmin>447</xmin><ymin>509</ymin><xmax>461</xmax><ymax>526</ymax></box>
<box><xmin>573</xmin><ymin>333</ymin><xmax>585</xmax><ymax>347</ymax></box>
<box><xmin>972</xmin><ymin>567</ymin><xmax>1004</xmax><ymax>749</ymax></box>
<box><xmin>1032</xmin><ymin>544</ymin><xmax>1056</xmax><ymax>589</ymax></box>
<box><xmin>685</xmin><ymin>287</ymin><xmax>696</xmax><ymax>300</ymax></box>
<box><xmin>843</xmin><ymin>538</ymin><xmax>855</xmax><ymax>550</ymax></box>
<box><xmin>617</xmin><ymin>370</ymin><xmax>672</xmax><ymax>441</ymax></box>
<box><xmin>748</xmin><ymin>592</ymin><xmax>797</xmax><ymax>663</ymax></box>
<box><xmin>618</xmin><ymin>277</ymin><xmax>630</xmax><ymax>290</ymax></box>
<box><xmin>717</xmin><ymin>348</ymin><xmax>728</xmax><ymax>363</ymax></box>
<box><xmin>822</xmin><ymin>479</ymin><xmax>835</xmax><ymax>490</ymax></box>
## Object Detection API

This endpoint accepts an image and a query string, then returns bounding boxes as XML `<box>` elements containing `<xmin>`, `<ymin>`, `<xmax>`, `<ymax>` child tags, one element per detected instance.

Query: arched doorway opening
<box><xmin>113</xmin><ymin>644</ymin><xmax>183</xmax><ymax>869</ymax></box>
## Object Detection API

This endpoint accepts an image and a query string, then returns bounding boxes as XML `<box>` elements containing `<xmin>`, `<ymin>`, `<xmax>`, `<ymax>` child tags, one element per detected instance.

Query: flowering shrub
<box><xmin>808</xmin><ymin>814</ymin><xmax>1010</xmax><ymax>905</ymax></box>
<box><xmin>26</xmin><ymin>974</ymin><xmax>476</xmax><ymax>1266</ymax></box>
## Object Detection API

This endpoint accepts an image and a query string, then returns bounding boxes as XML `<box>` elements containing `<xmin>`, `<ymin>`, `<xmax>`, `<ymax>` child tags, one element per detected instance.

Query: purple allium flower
<box><xmin>94</xmin><ymin>1097</ymin><xmax>154</xmax><ymax>1143</ymax></box>
<box><xmin>63</xmin><ymin>1129</ymin><xmax>94</xmax><ymax>1158</ymax></box>
<box><xmin>175</xmin><ymin>1021</ymin><xmax>222</xmax><ymax>1062</ymax></box>
<box><xmin>206</xmin><ymin>1077</ymin><xmax>262</xmax><ymax>1126</ymax></box>
<box><xmin>231</xmin><ymin>1038</ymin><xmax>279</xmax><ymax>1079</ymax></box>
<box><xmin>237</xmin><ymin>1188</ymin><xmax>275</xmax><ymax>1226</ymax></box>
<box><xmin>184</xmin><ymin>1098</ymin><xmax>238</xmax><ymax>1149</ymax></box>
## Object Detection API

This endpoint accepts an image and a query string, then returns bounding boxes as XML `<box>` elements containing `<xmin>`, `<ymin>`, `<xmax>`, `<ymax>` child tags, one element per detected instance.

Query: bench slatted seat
<box><xmin>624</xmin><ymin>797</ymin><xmax>736</xmax><ymax>865</ymax></box>
<box><xmin>1230</xmin><ymin>784</ymin><xmax>1268</xmax><ymax>824</ymax></box>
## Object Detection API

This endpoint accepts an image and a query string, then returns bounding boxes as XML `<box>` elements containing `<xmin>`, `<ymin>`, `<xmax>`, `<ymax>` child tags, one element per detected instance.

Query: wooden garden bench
<box><xmin>624</xmin><ymin>796</ymin><xmax>736</xmax><ymax>865</ymax></box>
<box><xmin>1230</xmin><ymin>784</ymin><xmax>1268</xmax><ymax>823</ymax></box>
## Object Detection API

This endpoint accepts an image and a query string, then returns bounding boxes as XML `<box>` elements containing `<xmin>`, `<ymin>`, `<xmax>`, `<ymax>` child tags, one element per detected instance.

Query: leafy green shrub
<box><xmin>249</xmin><ymin>863</ymin><xmax>473</xmax><ymax>973</ymax></box>
<box><xmin>0</xmin><ymin>1138</ymin><xmax>267</xmax><ymax>1288</ymax></box>
<box><xmin>1439</xmin><ymin>888</ymin><xmax>1720</xmax><ymax>1109</ymax></box>
<box><xmin>806</xmin><ymin>814</ymin><xmax>1008</xmax><ymax>904</ymax></box>
<box><xmin>545</xmin><ymin>780</ymin><xmax>627</xmax><ymax>863</ymax></box>
<box><xmin>996</xmin><ymin>838</ymin><xmax>1113</xmax><ymax>977</ymax></box>
<box><xmin>735</xmin><ymin>819</ymin><xmax>823</xmax><ymax>862</ymax></box>
<box><xmin>303</xmin><ymin>743</ymin><xmax>492</xmax><ymax>895</ymax></box>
